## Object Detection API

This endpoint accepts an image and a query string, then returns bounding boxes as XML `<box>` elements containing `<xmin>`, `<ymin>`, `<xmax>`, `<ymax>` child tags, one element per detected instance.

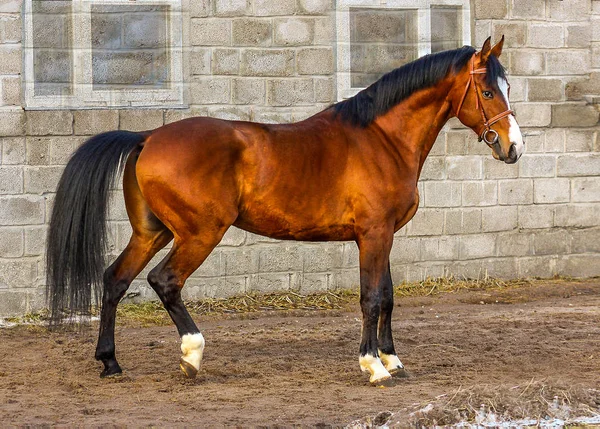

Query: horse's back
<box><xmin>137</xmin><ymin>112</ymin><xmax>353</xmax><ymax>191</ymax></box>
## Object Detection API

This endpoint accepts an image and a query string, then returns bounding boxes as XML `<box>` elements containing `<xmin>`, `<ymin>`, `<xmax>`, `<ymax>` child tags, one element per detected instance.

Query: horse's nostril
<box><xmin>505</xmin><ymin>143</ymin><xmax>520</xmax><ymax>164</ymax></box>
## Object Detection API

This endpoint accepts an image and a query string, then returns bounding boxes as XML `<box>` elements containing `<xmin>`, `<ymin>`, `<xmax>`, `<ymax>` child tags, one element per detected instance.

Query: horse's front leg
<box><xmin>377</xmin><ymin>263</ymin><xmax>407</xmax><ymax>377</ymax></box>
<box><xmin>357</xmin><ymin>229</ymin><xmax>395</xmax><ymax>384</ymax></box>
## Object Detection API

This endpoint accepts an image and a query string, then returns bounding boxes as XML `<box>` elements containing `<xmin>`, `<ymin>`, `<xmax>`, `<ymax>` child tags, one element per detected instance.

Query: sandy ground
<box><xmin>0</xmin><ymin>279</ymin><xmax>599</xmax><ymax>427</ymax></box>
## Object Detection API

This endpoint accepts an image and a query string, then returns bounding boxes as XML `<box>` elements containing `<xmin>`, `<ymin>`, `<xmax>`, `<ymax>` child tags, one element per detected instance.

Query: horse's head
<box><xmin>453</xmin><ymin>36</ymin><xmax>524</xmax><ymax>164</ymax></box>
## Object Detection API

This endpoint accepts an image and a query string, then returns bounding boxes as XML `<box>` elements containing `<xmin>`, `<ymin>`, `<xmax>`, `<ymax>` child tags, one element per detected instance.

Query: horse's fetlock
<box><xmin>378</xmin><ymin>344</ymin><xmax>396</xmax><ymax>356</ymax></box>
<box><xmin>95</xmin><ymin>348</ymin><xmax>114</xmax><ymax>362</ymax></box>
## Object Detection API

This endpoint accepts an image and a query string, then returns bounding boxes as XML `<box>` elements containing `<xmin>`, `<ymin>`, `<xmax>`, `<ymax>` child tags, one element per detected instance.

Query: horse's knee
<box><xmin>147</xmin><ymin>267</ymin><xmax>170</xmax><ymax>292</ymax></box>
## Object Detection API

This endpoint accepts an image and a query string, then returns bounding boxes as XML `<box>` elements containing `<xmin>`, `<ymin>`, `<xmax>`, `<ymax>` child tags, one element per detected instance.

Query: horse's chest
<box><xmin>392</xmin><ymin>187</ymin><xmax>420</xmax><ymax>232</ymax></box>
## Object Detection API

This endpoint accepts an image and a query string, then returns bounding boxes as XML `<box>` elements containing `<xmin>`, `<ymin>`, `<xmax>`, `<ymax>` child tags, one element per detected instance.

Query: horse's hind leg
<box><xmin>147</xmin><ymin>228</ymin><xmax>229</xmax><ymax>378</ymax></box>
<box><xmin>377</xmin><ymin>264</ymin><xmax>407</xmax><ymax>377</ymax></box>
<box><xmin>95</xmin><ymin>151</ymin><xmax>173</xmax><ymax>377</ymax></box>
<box><xmin>95</xmin><ymin>229</ymin><xmax>172</xmax><ymax>376</ymax></box>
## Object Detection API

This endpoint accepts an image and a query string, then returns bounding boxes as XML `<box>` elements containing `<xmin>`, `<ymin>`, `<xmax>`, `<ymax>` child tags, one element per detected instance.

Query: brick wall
<box><xmin>0</xmin><ymin>0</ymin><xmax>599</xmax><ymax>316</ymax></box>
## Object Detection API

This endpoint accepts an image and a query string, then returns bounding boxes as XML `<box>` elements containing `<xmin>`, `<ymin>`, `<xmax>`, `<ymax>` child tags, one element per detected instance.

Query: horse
<box><xmin>46</xmin><ymin>36</ymin><xmax>523</xmax><ymax>385</ymax></box>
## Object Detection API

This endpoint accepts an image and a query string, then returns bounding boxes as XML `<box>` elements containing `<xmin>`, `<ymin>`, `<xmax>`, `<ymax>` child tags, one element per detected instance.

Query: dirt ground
<box><xmin>1</xmin><ymin>279</ymin><xmax>599</xmax><ymax>427</ymax></box>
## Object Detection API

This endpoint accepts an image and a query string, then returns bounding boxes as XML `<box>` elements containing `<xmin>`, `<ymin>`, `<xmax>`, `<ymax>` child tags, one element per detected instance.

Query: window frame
<box><xmin>335</xmin><ymin>0</ymin><xmax>472</xmax><ymax>101</ymax></box>
<box><xmin>23</xmin><ymin>0</ymin><xmax>185</xmax><ymax>110</ymax></box>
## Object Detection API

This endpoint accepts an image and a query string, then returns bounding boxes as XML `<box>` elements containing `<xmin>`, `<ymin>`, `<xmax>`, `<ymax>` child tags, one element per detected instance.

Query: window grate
<box><xmin>23</xmin><ymin>0</ymin><xmax>185</xmax><ymax>109</ymax></box>
<box><xmin>336</xmin><ymin>0</ymin><xmax>472</xmax><ymax>100</ymax></box>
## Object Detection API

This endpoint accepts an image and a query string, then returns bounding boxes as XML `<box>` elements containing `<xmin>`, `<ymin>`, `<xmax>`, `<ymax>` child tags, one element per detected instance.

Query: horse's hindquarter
<box><xmin>135</xmin><ymin>117</ymin><xmax>245</xmax><ymax>236</ymax></box>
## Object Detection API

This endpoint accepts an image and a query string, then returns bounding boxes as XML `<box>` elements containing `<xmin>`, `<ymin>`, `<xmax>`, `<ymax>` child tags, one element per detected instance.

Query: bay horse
<box><xmin>46</xmin><ymin>37</ymin><xmax>523</xmax><ymax>384</ymax></box>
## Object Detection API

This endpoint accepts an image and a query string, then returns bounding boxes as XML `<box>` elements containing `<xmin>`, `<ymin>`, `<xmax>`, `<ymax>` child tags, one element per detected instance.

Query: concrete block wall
<box><xmin>0</xmin><ymin>0</ymin><xmax>599</xmax><ymax>315</ymax></box>
<box><xmin>187</xmin><ymin>0</ymin><xmax>336</xmax><ymax>122</ymax></box>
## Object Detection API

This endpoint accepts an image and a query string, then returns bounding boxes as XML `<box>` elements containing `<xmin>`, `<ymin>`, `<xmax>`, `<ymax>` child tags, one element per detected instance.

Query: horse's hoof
<box><xmin>389</xmin><ymin>367</ymin><xmax>410</xmax><ymax>378</ymax></box>
<box><xmin>371</xmin><ymin>376</ymin><xmax>395</xmax><ymax>388</ymax></box>
<box><xmin>100</xmin><ymin>366</ymin><xmax>122</xmax><ymax>378</ymax></box>
<box><xmin>180</xmin><ymin>358</ymin><xmax>198</xmax><ymax>379</ymax></box>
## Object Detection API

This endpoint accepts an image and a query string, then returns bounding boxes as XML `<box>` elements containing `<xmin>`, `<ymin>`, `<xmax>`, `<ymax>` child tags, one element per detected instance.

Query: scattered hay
<box><xmin>348</xmin><ymin>381</ymin><xmax>600</xmax><ymax>428</ymax></box>
<box><xmin>186</xmin><ymin>289</ymin><xmax>357</xmax><ymax>315</ymax></box>
<box><xmin>393</xmin><ymin>276</ymin><xmax>533</xmax><ymax>298</ymax></box>
<box><xmin>0</xmin><ymin>276</ymin><xmax>583</xmax><ymax>326</ymax></box>
<box><xmin>4</xmin><ymin>311</ymin><xmax>48</xmax><ymax>325</ymax></box>
<box><xmin>117</xmin><ymin>301</ymin><xmax>170</xmax><ymax>326</ymax></box>
<box><xmin>113</xmin><ymin>290</ymin><xmax>357</xmax><ymax>326</ymax></box>
<box><xmin>184</xmin><ymin>276</ymin><xmax>542</xmax><ymax>317</ymax></box>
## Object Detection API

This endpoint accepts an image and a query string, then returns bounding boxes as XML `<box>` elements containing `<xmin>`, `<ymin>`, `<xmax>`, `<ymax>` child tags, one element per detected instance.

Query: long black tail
<box><xmin>46</xmin><ymin>130</ymin><xmax>147</xmax><ymax>324</ymax></box>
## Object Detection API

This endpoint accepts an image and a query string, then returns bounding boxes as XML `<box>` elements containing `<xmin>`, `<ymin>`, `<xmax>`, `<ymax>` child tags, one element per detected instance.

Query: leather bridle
<box><xmin>455</xmin><ymin>54</ymin><xmax>514</xmax><ymax>153</ymax></box>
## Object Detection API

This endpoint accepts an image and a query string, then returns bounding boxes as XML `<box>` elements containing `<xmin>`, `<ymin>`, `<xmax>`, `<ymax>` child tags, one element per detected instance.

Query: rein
<box><xmin>455</xmin><ymin>55</ymin><xmax>514</xmax><ymax>151</ymax></box>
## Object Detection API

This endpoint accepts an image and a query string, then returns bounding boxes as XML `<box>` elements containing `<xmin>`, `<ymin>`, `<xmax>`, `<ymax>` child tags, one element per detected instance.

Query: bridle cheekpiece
<box><xmin>455</xmin><ymin>54</ymin><xmax>514</xmax><ymax>152</ymax></box>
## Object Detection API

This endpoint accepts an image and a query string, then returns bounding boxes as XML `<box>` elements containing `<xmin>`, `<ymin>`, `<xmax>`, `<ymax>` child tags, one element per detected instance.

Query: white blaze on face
<box><xmin>498</xmin><ymin>77</ymin><xmax>524</xmax><ymax>158</ymax></box>
<box><xmin>181</xmin><ymin>332</ymin><xmax>205</xmax><ymax>371</ymax></box>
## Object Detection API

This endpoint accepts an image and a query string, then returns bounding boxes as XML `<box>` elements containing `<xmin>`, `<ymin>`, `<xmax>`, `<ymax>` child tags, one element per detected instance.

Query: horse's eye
<box><xmin>482</xmin><ymin>90</ymin><xmax>493</xmax><ymax>99</ymax></box>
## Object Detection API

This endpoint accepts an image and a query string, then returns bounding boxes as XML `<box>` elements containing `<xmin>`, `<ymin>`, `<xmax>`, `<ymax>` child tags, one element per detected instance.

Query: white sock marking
<box><xmin>181</xmin><ymin>333</ymin><xmax>205</xmax><ymax>371</ymax></box>
<box><xmin>359</xmin><ymin>354</ymin><xmax>392</xmax><ymax>383</ymax></box>
<box><xmin>379</xmin><ymin>351</ymin><xmax>404</xmax><ymax>372</ymax></box>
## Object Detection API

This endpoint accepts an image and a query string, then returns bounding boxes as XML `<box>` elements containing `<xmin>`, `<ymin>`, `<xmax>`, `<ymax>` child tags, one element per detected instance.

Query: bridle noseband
<box><xmin>455</xmin><ymin>55</ymin><xmax>514</xmax><ymax>152</ymax></box>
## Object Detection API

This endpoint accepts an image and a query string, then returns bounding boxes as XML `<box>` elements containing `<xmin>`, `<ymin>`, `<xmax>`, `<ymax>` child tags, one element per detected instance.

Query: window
<box><xmin>336</xmin><ymin>0</ymin><xmax>471</xmax><ymax>100</ymax></box>
<box><xmin>23</xmin><ymin>0</ymin><xmax>184</xmax><ymax>109</ymax></box>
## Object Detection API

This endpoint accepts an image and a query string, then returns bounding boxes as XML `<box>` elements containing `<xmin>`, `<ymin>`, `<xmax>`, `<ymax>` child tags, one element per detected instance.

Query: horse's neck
<box><xmin>372</xmin><ymin>81</ymin><xmax>455</xmax><ymax>174</ymax></box>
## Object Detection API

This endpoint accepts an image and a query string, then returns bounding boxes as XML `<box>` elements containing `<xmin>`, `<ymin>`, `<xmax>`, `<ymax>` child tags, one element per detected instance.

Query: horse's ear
<box><xmin>490</xmin><ymin>35</ymin><xmax>505</xmax><ymax>58</ymax></box>
<box><xmin>480</xmin><ymin>36</ymin><xmax>492</xmax><ymax>63</ymax></box>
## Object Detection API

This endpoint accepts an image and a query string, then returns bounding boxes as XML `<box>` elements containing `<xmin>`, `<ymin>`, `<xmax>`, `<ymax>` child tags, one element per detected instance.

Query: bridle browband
<box><xmin>455</xmin><ymin>54</ymin><xmax>514</xmax><ymax>151</ymax></box>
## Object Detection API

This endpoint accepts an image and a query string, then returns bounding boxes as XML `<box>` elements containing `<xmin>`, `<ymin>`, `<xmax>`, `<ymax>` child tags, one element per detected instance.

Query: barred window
<box><xmin>23</xmin><ymin>0</ymin><xmax>184</xmax><ymax>109</ymax></box>
<box><xmin>336</xmin><ymin>0</ymin><xmax>471</xmax><ymax>100</ymax></box>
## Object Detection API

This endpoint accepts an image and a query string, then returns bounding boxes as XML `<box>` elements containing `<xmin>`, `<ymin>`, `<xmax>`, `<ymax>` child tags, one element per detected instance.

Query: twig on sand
<box><xmin>518</xmin><ymin>377</ymin><xmax>536</xmax><ymax>398</ymax></box>
<box><xmin>426</xmin><ymin>284</ymin><xmax>437</xmax><ymax>296</ymax></box>
<box><xmin>444</xmin><ymin>385</ymin><xmax>462</xmax><ymax>409</ymax></box>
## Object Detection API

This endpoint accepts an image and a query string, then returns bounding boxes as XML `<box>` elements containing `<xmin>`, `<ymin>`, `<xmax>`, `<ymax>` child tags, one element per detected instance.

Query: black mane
<box><xmin>333</xmin><ymin>46</ymin><xmax>507</xmax><ymax>127</ymax></box>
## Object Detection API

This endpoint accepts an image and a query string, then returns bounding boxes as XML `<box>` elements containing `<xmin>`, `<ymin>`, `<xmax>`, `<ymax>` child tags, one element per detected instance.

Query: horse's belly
<box><xmin>233</xmin><ymin>205</ymin><xmax>355</xmax><ymax>242</ymax></box>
